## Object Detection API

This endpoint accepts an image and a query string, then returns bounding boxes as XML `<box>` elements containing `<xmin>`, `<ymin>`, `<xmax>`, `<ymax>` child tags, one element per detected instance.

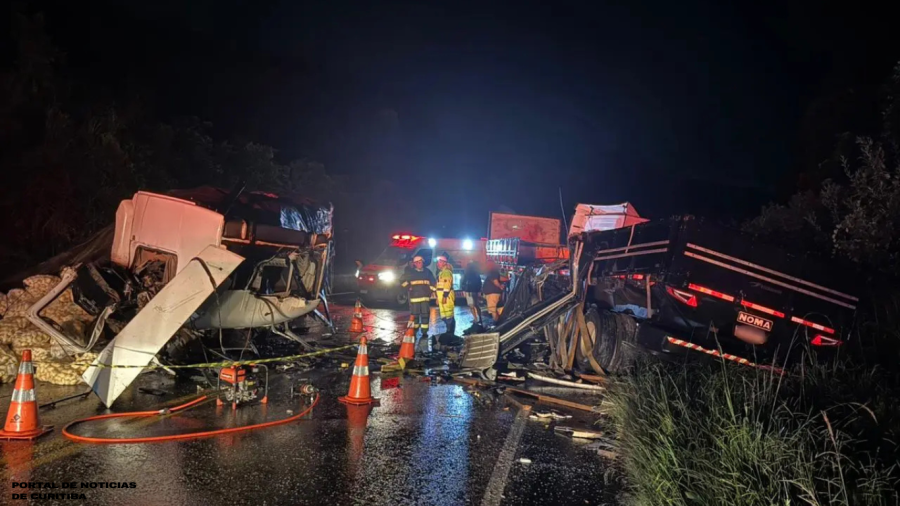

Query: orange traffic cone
<box><xmin>398</xmin><ymin>318</ymin><xmax>416</xmax><ymax>361</ymax></box>
<box><xmin>349</xmin><ymin>299</ymin><xmax>364</xmax><ymax>333</ymax></box>
<box><xmin>398</xmin><ymin>315</ymin><xmax>415</xmax><ymax>344</ymax></box>
<box><xmin>0</xmin><ymin>350</ymin><xmax>52</xmax><ymax>440</ymax></box>
<box><xmin>339</xmin><ymin>336</ymin><xmax>376</xmax><ymax>405</ymax></box>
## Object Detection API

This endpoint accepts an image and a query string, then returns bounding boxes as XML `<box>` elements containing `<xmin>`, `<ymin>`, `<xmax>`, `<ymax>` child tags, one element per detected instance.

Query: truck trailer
<box><xmin>459</xmin><ymin>212</ymin><xmax>858</xmax><ymax>378</ymax></box>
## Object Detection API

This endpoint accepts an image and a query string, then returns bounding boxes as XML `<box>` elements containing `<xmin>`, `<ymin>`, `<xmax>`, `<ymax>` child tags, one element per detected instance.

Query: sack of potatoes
<box><xmin>0</xmin><ymin>317</ymin><xmax>31</xmax><ymax>345</ymax></box>
<box><xmin>34</xmin><ymin>361</ymin><xmax>84</xmax><ymax>386</ymax></box>
<box><xmin>0</xmin><ymin>345</ymin><xmax>18</xmax><ymax>384</ymax></box>
<box><xmin>3</xmin><ymin>289</ymin><xmax>36</xmax><ymax>319</ymax></box>
<box><xmin>23</xmin><ymin>274</ymin><xmax>62</xmax><ymax>300</ymax></box>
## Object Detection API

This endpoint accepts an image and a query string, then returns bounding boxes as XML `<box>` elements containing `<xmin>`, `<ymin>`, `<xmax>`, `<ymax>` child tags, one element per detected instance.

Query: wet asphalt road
<box><xmin>1</xmin><ymin>298</ymin><xmax>616</xmax><ymax>506</ymax></box>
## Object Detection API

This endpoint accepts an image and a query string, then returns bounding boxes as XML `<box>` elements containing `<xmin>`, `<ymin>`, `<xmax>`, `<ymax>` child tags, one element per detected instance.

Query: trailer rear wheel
<box><xmin>585</xmin><ymin>307</ymin><xmax>638</xmax><ymax>374</ymax></box>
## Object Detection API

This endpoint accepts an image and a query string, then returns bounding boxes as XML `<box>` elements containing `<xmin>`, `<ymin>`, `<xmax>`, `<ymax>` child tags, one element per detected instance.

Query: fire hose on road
<box><xmin>62</xmin><ymin>393</ymin><xmax>320</xmax><ymax>444</ymax></box>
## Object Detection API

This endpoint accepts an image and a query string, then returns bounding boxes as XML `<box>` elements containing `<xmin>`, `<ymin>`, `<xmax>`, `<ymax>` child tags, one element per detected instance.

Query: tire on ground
<box><xmin>586</xmin><ymin>306</ymin><xmax>638</xmax><ymax>374</ymax></box>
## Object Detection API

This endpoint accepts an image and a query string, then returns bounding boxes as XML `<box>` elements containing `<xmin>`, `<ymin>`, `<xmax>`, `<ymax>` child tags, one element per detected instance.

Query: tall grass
<box><xmin>608</xmin><ymin>354</ymin><xmax>900</xmax><ymax>506</ymax></box>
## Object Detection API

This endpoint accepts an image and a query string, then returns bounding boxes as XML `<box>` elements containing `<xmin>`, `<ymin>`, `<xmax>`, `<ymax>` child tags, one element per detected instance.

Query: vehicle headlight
<box><xmin>462</xmin><ymin>239</ymin><xmax>473</xmax><ymax>250</ymax></box>
<box><xmin>378</xmin><ymin>270</ymin><xmax>396</xmax><ymax>283</ymax></box>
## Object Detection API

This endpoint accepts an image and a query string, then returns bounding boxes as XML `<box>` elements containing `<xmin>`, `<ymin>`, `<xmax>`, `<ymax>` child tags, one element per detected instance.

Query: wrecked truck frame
<box><xmin>459</xmin><ymin>216</ymin><xmax>860</xmax><ymax>379</ymax></box>
<box><xmin>458</xmin><ymin>250</ymin><xmax>581</xmax><ymax>379</ymax></box>
<box><xmin>24</xmin><ymin>186</ymin><xmax>335</xmax><ymax>407</ymax></box>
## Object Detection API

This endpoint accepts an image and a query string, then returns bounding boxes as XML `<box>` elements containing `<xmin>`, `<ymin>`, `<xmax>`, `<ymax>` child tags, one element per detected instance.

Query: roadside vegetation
<box><xmin>609</xmin><ymin>63</ymin><xmax>900</xmax><ymax>505</ymax></box>
<box><xmin>609</xmin><ymin>354</ymin><xmax>900</xmax><ymax>505</ymax></box>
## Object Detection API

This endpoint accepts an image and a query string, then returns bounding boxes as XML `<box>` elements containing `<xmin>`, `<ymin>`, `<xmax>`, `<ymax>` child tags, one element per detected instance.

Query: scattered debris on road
<box><xmin>554</xmin><ymin>426</ymin><xmax>604</xmax><ymax>439</ymax></box>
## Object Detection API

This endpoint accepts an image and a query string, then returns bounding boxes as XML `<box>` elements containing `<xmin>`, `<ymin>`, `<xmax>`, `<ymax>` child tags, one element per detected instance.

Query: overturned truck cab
<box><xmin>26</xmin><ymin>186</ymin><xmax>334</xmax><ymax>407</ymax></box>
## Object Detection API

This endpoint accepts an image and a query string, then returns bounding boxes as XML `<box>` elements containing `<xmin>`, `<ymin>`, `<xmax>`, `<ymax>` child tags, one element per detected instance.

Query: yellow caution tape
<box><xmin>65</xmin><ymin>344</ymin><xmax>357</xmax><ymax>370</ymax></box>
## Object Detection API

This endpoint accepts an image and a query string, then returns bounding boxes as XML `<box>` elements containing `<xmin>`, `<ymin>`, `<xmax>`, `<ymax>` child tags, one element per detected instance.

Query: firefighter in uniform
<box><xmin>435</xmin><ymin>255</ymin><xmax>456</xmax><ymax>340</ymax></box>
<box><xmin>399</xmin><ymin>256</ymin><xmax>436</xmax><ymax>346</ymax></box>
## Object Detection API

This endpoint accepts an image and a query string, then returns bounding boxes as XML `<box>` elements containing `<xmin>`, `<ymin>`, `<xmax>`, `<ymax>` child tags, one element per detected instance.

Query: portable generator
<box><xmin>217</xmin><ymin>364</ymin><xmax>268</xmax><ymax>409</ymax></box>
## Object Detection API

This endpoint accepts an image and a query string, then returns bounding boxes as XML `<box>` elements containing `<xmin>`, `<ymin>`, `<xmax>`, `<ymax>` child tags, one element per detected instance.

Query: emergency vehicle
<box><xmin>356</xmin><ymin>234</ymin><xmax>487</xmax><ymax>306</ymax></box>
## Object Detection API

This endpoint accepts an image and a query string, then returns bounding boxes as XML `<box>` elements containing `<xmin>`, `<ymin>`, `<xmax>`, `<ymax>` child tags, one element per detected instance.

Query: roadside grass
<box><xmin>608</xmin><ymin>350</ymin><xmax>900</xmax><ymax>506</ymax></box>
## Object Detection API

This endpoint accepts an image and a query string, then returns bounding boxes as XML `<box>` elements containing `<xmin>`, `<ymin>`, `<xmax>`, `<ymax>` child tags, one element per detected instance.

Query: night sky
<box><xmin>23</xmin><ymin>0</ymin><xmax>900</xmax><ymax>265</ymax></box>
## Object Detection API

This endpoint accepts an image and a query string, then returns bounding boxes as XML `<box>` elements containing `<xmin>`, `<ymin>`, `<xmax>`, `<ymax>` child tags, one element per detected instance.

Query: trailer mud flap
<box><xmin>459</xmin><ymin>332</ymin><xmax>500</xmax><ymax>371</ymax></box>
<box><xmin>82</xmin><ymin>246</ymin><xmax>245</xmax><ymax>407</ymax></box>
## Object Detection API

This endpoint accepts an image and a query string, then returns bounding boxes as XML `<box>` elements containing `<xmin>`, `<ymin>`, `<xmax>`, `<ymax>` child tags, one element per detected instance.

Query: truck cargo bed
<box><xmin>580</xmin><ymin>217</ymin><xmax>858</xmax><ymax>361</ymax></box>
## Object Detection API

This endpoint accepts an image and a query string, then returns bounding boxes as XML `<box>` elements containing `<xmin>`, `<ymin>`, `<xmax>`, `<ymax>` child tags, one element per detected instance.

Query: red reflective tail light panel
<box><xmin>791</xmin><ymin>316</ymin><xmax>835</xmax><ymax>334</ymax></box>
<box><xmin>688</xmin><ymin>283</ymin><xmax>735</xmax><ymax>302</ymax></box>
<box><xmin>740</xmin><ymin>300</ymin><xmax>785</xmax><ymax>318</ymax></box>
<box><xmin>811</xmin><ymin>335</ymin><xmax>842</xmax><ymax>346</ymax></box>
<box><xmin>666</xmin><ymin>286</ymin><xmax>698</xmax><ymax>307</ymax></box>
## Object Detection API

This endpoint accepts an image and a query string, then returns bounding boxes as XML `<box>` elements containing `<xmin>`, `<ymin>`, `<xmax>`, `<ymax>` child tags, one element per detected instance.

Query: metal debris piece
<box><xmin>527</xmin><ymin>372</ymin><xmax>606</xmax><ymax>391</ymax></box>
<box><xmin>554</xmin><ymin>426</ymin><xmax>604</xmax><ymax>439</ymax></box>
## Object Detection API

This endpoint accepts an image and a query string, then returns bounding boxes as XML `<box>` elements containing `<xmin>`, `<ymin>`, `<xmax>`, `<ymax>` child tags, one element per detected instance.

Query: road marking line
<box><xmin>481</xmin><ymin>405</ymin><xmax>531</xmax><ymax>506</ymax></box>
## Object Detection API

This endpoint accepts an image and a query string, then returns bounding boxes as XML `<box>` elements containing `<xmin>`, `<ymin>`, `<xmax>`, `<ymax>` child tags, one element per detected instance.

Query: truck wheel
<box><xmin>394</xmin><ymin>291</ymin><xmax>409</xmax><ymax>308</ymax></box>
<box><xmin>585</xmin><ymin>307</ymin><xmax>638</xmax><ymax>374</ymax></box>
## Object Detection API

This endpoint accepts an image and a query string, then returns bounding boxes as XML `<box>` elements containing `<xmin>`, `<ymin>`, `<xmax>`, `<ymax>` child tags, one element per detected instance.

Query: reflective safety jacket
<box><xmin>436</xmin><ymin>266</ymin><xmax>454</xmax><ymax>299</ymax></box>
<box><xmin>400</xmin><ymin>268</ymin><xmax>436</xmax><ymax>303</ymax></box>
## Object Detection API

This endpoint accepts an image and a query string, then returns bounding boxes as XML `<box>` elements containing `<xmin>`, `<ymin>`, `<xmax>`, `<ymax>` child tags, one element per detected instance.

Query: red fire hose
<box><xmin>62</xmin><ymin>393</ymin><xmax>319</xmax><ymax>444</ymax></box>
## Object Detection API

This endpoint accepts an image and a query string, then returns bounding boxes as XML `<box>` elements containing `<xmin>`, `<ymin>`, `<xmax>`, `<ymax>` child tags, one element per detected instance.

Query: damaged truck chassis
<box><xmin>24</xmin><ymin>186</ymin><xmax>334</xmax><ymax>407</ymax></box>
<box><xmin>459</xmin><ymin>215</ymin><xmax>858</xmax><ymax>380</ymax></box>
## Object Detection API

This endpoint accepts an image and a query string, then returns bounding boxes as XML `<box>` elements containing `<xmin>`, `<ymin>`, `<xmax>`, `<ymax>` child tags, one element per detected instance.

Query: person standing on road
<box><xmin>462</xmin><ymin>261</ymin><xmax>483</xmax><ymax>324</ymax></box>
<box><xmin>399</xmin><ymin>256</ymin><xmax>435</xmax><ymax>344</ymax></box>
<box><xmin>482</xmin><ymin>261</ymin><xmax>505</xmax><ymax>321</ymax></box>
<box><xmin>435</xmin><ymin>255</ymin><xmax>456</xmax><ymax>339</ymax></box>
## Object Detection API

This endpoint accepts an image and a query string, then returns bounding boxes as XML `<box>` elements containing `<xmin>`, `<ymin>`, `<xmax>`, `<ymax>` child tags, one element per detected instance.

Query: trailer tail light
<box><xmin>688</xmin><ymin>283</ymin><xmax>735</xmax><ymax>302</ymax></box>
<box><xmin>790</xmin><ymin>316</ymin><xmax>835</xmax><ymax>334</ymax></box>
<box><xmin>811</xmin><ymin>335</ymin><xmax>843</xmax><ymax>346</ymax></box>
<box><xmin>740</xmin><ymin>300</ymin><xmax>785</xmax><ymax>318</ymax></box>
<box><xmin>666</xmin><ymin>286</ymin><xmax>698</xmax><ymax>307</ymax></box>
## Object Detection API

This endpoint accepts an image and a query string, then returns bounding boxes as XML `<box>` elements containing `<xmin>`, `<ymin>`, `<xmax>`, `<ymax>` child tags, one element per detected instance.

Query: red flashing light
<box><xmin>688</xmin><ymin>283</ymin><xmax>735</xmax><ymax>302</ymax></box>
<box><xmin>811</xmin><ymin>335</ymin><xmax>843</xmax><ymax>346</ymax></box>
<box><xmin>740</xmin><ymin>300</ymin><xmax>785</xmax><ymax>318</ymax></box>
<box><xmin>390</xmin><ymin>234</ymin><xmax>422</xmax><ymax>248</ymax></box>
<box><xmin>666</xmin><ymin>286</ymin><xmax>698</xmax><ymax>307</ymax></box>
<box><xmin>791</xmin><ymin>316</ymin><xmax>835</xmax><ymax>335</ymax></box>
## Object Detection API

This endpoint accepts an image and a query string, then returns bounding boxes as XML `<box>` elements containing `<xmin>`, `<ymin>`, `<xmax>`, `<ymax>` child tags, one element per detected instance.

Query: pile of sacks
<box><xmin>0</xmin><ymin>270</ymin><xmax>99</xmax><ymax>385</ymax></box>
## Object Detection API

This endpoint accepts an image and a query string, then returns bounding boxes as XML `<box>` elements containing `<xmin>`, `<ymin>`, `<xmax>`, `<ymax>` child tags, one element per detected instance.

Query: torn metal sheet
<box><xmin>192</xmin><ymin>290</ymin><xmax>319</xmax><ymax>329</ymax></box>
<box><xmin>82</xmin><ymin>245</ymin><xmax>244</xmax><ymax>407</ymax></box>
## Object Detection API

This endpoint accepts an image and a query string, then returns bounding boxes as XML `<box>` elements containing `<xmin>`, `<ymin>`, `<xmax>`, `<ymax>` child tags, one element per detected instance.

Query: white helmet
<box><xmin>436</xmin><ymin>255</ymin><xmax>448</xmax><ymax>263</ymax></box>
<box><xmin>413</xmin><ymin>256</ymin><xmax>424</xmax><ymax>263</ymax></box>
